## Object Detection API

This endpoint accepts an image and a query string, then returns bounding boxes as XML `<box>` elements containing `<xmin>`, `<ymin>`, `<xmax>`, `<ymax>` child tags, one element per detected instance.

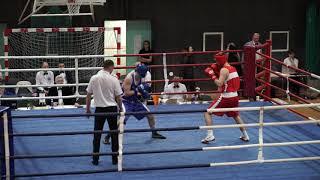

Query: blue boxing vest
<box><xmin>122</xmin><ymin>73</ymin><xmax>141</xmax><ymax>102</ymax></box>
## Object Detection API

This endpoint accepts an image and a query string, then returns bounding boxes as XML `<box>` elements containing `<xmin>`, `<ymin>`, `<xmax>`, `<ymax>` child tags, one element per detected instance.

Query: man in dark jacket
<box><xmin>54</xmin><ymin>62</ymin><xmax>73</xmax><ymax>84</ymax></box>
<box><xmin>181</xmin><ymin>46</ymin><xmax>196</xmax><ymax>92</ymax></box>
<box><xmin>48</xmin><ymin>75</ymin><xmax>78</xmax><ymax>106</ymax></box>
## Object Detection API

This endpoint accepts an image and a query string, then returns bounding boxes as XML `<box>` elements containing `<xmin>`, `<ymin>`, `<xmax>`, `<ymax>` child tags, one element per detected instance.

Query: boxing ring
<box><xmin>1</xmin><ymin>41</ymin><xmax>320</xmax><ymax>179</ymax></box>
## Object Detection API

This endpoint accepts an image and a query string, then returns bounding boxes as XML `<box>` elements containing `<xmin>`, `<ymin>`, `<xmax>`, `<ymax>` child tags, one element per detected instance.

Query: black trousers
<box><xmin>93</xmin><ymin>106</ymin><xmax>118</xmax><ymax>161</ymax></box>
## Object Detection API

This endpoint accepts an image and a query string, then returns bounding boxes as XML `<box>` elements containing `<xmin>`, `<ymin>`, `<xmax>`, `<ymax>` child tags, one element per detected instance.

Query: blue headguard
<box><xmin>136</xmin><ymin>63</ymin><xmax>148</xmax><ymax>78</ymax></box>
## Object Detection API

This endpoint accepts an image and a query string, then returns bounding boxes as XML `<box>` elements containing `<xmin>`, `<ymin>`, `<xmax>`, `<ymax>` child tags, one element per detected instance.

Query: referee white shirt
<box><xmin>164</xmin><ymin>82</ymin><xmax>187</xmax><ymax>101</ymax></box>
<box><xmin>86</xmin><ymin>70</ymin><xmax>122</xmax><ymax>107</ymax></box>
<box><xmin>36</xmin><ymin>70</ymin><xmax>54</xmax><ymax>91</ymax></box>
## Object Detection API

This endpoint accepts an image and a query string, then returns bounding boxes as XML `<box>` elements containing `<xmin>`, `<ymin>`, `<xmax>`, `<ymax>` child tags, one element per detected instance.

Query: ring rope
<box><xmin>256</xmin><ymin>64</ymin><xmax>320</xmax><ymax>94</ymax></box>
<box><xmin>256</xmin><ymin>91</ymin><xmax>309</xmax><ymax>119</ymax></box>
<box><xmin>0</xmin><ymin>50</ymin><xmax>243</xmax><ymax>60</ymax></box>
<box><xmin>256</xmin><ymin>51</ymin><xmax>320</xmax><ymax>80</ymax></box>
<box><xmin>7</xmin><ymin>156</ymin><xmax>320</xmax><ymax>178</ymax></box>
<box><xmin>3</xmin><ymin>103</ymin><xmax>320</xmax><ymax>178</ymax></box>
<box><xmin>0</xmin><ymin>62</ymin><xmax>243</xmax><ymax>73</ymax></box>
<box><xmin>256</xmin><ymin>78</ymin><xmax>309</xmax><ymax>104</ymax></box>
<box><xmin>9</xmin><ymin>103</ymin><xmax>320</xmax><ymax>119</ymax></box>
<box><xmin>8</xmin><ymin>119</ymin><xmax>320</xmax><ymax>137</ymax></box>
<box><xmin>0</xmin><ymin>77</ymin><xmax>243</xmax><ymax>89</ymax></box>
<box><xmin>6</xmin><ymin>140</ymin><xmax>320</xmax><ymax>160</ymax></box>
<box><xmin>0</xmin><ymin>90</ymin><xmax>235</xmax><ymax>101</ymax></box>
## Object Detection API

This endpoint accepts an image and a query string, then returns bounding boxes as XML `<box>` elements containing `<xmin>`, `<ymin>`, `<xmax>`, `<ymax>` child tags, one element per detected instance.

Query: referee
<box><xmin>86</xmin><ymin>60</ymin><xmax>123</xmax><ymax>165</ymax></box>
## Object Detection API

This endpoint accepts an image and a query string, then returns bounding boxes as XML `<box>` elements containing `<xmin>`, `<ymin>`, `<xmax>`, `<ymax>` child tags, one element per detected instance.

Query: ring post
<box><xmin>117</xmin><ymin>112</ymin><xmax>125</xmax><ymax>172</ymax></box>
<box><xmin>162</xmin><ymin>53</ymin><xmax>169</xmax><ymax>90</ymax></box>
<box><xmin>264</xmin><ymin>40</ymin><xmax>272</xmax><ymax>99</ymax></box>
<box><xmin>243</xmin><ymin>46</ymin><xmax>256</xmax><ymax>100</ymax></box>
<box><xmin>0</xmin><ymin>108</ymin><xmax>14</xmax><ymax>180</ymax></box>
<box><xmin>258</xmin><ymin>107</ymin><xmax>264</xmax><ymax>162</ymax></box>
<box><xmin>74</xmin><ymin>58</ymin><xmax>79</xmax><ymax>96</ymax></box>
<box><xmin>286</xmin><ymin>76</ymin><xmax>291</xmax><ymax>102</ymax></box>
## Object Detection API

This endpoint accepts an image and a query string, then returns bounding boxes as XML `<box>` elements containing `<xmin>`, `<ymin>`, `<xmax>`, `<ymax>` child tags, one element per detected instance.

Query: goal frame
<box><xmin>3</xmin><ymin>26</ymin><xmax>121</xmax><ymax>81</ymax></box>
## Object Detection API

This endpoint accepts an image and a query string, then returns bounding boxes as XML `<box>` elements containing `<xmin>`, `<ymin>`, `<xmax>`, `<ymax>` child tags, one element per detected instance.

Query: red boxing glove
<box><xmin>204</xmin><ymin>67</ymin><xmax>214</xmax><ymax>77</ymax></box>
<box><xmin>210</xmin><ymin>64</ymin><xmax>220</xmax><ymax>77</ymax></box>
<box><xmin>204</xmin><ymin>67</ymin><xmax>218</xmax><ymax>81</ymax></box>
<box><xmin>211</xmin><ymin>75</ymin><xmax>218</xmax><ymax>81</ymax></box>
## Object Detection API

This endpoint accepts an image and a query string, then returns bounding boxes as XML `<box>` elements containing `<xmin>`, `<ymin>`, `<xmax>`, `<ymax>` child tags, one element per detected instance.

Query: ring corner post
<box><xmin>243</xmin><ymin>46</ymin><xmax>256</xmax><ymax>100</ymax></box>
<box><xmin>264</xmin><ymin>40</ymin><xmax>272</xmax><ymax>99</ymax></box>
<box><xmin>0</xmin><ymin>107</ymin><xmax>14</xmax><ymax>180</ymax></box>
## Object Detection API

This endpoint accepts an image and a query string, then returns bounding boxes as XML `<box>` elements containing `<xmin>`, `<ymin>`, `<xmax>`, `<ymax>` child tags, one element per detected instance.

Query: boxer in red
<box><xmin>202</xmin><ymin>53</ymin><xmax>249</xmax><ymax>144</ymax></box>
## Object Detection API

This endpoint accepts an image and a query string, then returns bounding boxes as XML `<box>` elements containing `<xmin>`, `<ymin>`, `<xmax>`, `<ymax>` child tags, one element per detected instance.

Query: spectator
<box><xmin>181</xmin><ymin>46</ymin><xmax>196</xmax><ymax>92</ymax></box>
<box><xmin>244</xmin><ymin>33</ymin><xmax>262</xmax><ymax>60</ymax></box>
<box><xmin>138</xmin><ymin>41</ymin><xmax>153</xmax><ymax>89</ymax></box>
<box><xmin>48</xmin><ymin>75</ymin><xmax>79</xmax><ymax>107</ymax></box>
<box><xmin>138</xmin><ymin>40</ymin><xmax>153</xmax><ymax>65</ymax></box>
<box><xmin>227</xmin><ymin>42</ymin><xmax>242</xmax><ymax>76</ymax></box>
<box><xmin>164</xmin><ymin>76</ymin><xmax>187</xmax><ymax>102</ymax></box>
<box><xmin>36</xmin><ymin>62</ymin><xmax>54</xmax><ymax>94</ymax></box>
<box><xmin>54</xmin><ymin>62</ymin><xmax>73</xmax><ymax>84</ymax></box>
<box><xmin>244</xmin><ymin>33</ymin><xmax>262</xmax><ymax>47</ymax></box>
<box><xmin>243</xmin><ymin>33</ymin><xmax>262</xmax><ymax>101</ymax></box>
<box><xmin>282</xmin><ymin>50</ymin><xmax>299</xmax><ymax>74</ymax></box>
<box><xmin>282</xmin><ymin>50</ymin><xmax>300</xmax><ymax>94</ymax></box>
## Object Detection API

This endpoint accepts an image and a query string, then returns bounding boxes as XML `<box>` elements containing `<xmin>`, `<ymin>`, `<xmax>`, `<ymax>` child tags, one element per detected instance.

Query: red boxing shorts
<box><xmin>208</xmin><ymin>96</ymin><xmax>239</xmax><ymax>117</ymax></box>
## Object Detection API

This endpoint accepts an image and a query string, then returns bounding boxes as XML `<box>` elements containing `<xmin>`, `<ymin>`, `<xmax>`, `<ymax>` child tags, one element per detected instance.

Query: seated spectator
<box><xmin>36</xmin><ymin>62</ymin><xmax>54</xmax><ymax>94</ymax></box>
<box><xmin>48</xmin><ymin>75</ymin><xmax>79</xmax><ymax>106</ymax></box>
<box><xmin>54</xmin><ymin>62</ymin><xmax>73</xmax><ymax>84</ymax></box>
<box><xmin>282</xmin><ymin>50</ymin><xmax>299</xmax><ymax>75</ymax></box>
<box><xmin>164</xmin><ymin>76</ymin><xmax>187</xmax><ymax>102</ymax></box>
<box><xmin>282</xmin><ymin>50</ymin><xmax>300</xmax><ymax>94</ymax></box>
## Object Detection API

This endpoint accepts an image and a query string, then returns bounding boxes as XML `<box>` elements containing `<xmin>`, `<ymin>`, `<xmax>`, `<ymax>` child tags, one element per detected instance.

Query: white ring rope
<box><xmin>200</xmin><ymin>119</ymin><xmax>320</xmax><ymax>129</ymax></box>
<box><xmin>0</xmin><ymin>83</ymin><xmax>89</xmax><ymax>88</ymax></box>
<box><xmin>2</xmin><ymin>103</ymin><xmax>320</xmax><ymax>175</ymax></box>
<box><xmin>0</xmin><ymin>67</ymin><xmax>102</xmax><ymax>72</ymax></box>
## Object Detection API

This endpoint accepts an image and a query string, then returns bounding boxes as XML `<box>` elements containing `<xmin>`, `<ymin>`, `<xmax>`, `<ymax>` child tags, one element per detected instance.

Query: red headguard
<box><xmin>214</xmin><ymin>54</ymin><xmax>228</xmax><ymax>69</ymax></box>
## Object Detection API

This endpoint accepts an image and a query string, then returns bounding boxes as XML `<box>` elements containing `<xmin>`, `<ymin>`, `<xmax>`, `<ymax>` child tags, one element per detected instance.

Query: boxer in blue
<box><xmin>104</xmin><ymin>63</ymin><xmax>166</xmax><ymax>144</ymax></box>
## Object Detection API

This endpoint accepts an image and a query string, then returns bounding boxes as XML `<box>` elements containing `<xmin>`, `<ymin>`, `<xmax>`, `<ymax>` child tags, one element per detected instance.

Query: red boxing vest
<box><xmin>221</xmin><ymin>66</ymin><xmax>240</xmax><ymax>93</ymax></box>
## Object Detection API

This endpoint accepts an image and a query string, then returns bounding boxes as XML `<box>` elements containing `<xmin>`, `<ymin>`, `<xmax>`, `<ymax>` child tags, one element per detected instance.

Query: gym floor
<box><xmin>12</xmin><ymin>101</ymin><xmax>320</xmax><ymax>180</ymax></box>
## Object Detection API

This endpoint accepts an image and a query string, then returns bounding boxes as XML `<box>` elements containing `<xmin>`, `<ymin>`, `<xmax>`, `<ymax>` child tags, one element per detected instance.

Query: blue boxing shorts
<box><xmin>122</xmin><ymin>99</ymin><xmax>149</xmax><ymax>123</ymax></box>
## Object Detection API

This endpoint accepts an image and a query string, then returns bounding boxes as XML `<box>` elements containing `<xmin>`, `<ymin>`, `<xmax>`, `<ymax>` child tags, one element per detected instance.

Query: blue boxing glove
<box><xmin>137</xmin><ymin>83</ymin><xmax>151</xmax><ymax>100</ymax></box>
